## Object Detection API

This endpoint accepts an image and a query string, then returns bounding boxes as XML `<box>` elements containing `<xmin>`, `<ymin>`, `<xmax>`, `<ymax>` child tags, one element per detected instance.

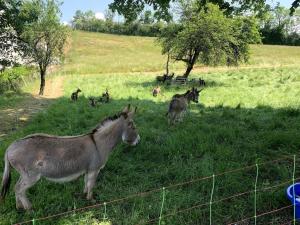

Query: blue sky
<box><xmin>60</xmin><ymin>0</ymin><xmax>295</xmax><ymax>23</ymax></box>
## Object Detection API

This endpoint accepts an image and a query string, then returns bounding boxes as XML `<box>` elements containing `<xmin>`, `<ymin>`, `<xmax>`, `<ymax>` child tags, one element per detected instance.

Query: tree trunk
<box><xmin>183</xmin><ymin>63</ymin><xmax>194</xmax><ymax>78</ymax></box>
<box><xmin>183</xmin><ymin>50</ymin><xmax>200</xmax><ymax>78</ymax></box>
<box><xmin>39</xmin><ymin>69</ymin><xmax>46</xmax><ymax>96</ymax></box>
<box><xmin>166</xmin><ymin>52</ymin><xmax>170</xmax><ymax>75</ymax></box>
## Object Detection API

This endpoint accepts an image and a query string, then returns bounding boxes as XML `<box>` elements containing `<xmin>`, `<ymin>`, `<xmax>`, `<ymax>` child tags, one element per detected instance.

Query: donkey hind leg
<box><xmin>15</xmin><ymin>174</ymin><xmax>40</xmax><ymax>210</ymax></box>
<box><xmin>170</xmin><ymin>112</ymin><xmax>178</xmax><ymax>125</ymax></box>
<box><xmin>85</xmin><ymin>169</ymin><xmax>100</xmax><ymax>200</ymax></box>
<box><xmin>179</xmin><ymin>110</ymin><xmax>186</xmax><ymax>122</ymax></box>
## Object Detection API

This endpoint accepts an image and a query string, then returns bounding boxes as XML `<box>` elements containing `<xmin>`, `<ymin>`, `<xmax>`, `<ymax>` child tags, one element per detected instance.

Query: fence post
<box><xmin>158</xmin><ymin>187</ymin><xmax>166</xmax><ymax>225</ymax></box>
<box><xmin>254</xmin><ymin>164</ymin><xmax>259</xmax><ymax>225</ymax></box>
<box><xmin>293</xmin><ymin>155</ymin><xmax>296</xmax><ymax>225</ymax></box>
<box><xmin>103</xmin><ymin>202</ymin><xmax>107</xmax><ymax>221</ymax></box>
<box><xmin>210</xmin><ymin>174</ymin><xmax>215</xmax><ymax>225</ymax></box>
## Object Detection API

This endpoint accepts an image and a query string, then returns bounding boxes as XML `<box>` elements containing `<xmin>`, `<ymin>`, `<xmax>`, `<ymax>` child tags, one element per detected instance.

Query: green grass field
<box><xmin>1</xmin><ymin>31</ymin><xmax>300</xmax><ymax>225</ymax></box>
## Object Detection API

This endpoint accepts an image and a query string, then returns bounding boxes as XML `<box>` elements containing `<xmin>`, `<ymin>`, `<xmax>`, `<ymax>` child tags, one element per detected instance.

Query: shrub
<box><xmin>0</xmin><ymin>66</ymin><xmax>36</xmax><ymax>94</ymax></box>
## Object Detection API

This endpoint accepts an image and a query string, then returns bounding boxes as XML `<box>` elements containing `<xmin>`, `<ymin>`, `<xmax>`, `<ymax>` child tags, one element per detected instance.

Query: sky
<box><xmin>60</xmin><ymin>0</ymin><xmax>295</xmax><ymax>23</ymax></box>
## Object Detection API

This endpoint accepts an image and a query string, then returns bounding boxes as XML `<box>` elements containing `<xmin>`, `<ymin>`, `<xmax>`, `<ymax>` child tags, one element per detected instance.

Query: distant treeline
<box><xmin>73</xmin><ymin>20</ymin><xmax>164</xmax><ymax>37</ymax></box>
<box><xmin>71</xmin><ymin>7</ymin><xmax>300</xmax><ymax>46</ymax></box>
<box><xmin>259</xmin><ymin>4</ymin><xmax>300</xmax><ymax>46</ymax></box>
<box><xmin>71</xmin><ymin>10</ymin><xmax>165</xmax><ymax>37</ymax></box>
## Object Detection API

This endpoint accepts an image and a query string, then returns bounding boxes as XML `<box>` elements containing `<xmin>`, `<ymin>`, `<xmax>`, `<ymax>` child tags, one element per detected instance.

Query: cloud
<box><xmin>95</xmin><ymin>12</ymin><xmax>105</xmax><ymax>20</ymax></box>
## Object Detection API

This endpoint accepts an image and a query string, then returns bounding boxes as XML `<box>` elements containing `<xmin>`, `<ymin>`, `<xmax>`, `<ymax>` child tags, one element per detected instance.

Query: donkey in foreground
<box><xmin>167</xmin><ymin>88</ymin><xmax>202</xmax><ymax>124</ymax></box>
<box><xmin>0</xmin><ymin>105</ymin><xmax>140</xmax><ymax>210</ymax></box>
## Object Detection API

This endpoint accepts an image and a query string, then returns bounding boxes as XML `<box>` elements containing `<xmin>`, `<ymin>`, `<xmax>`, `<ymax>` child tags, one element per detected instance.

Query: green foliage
<box><xmin>258</xmin><ymin>4</ymin><xmax>300</xmax><ymax>46</ymax></box>
<box><xmin>0</xmin><ymin>66</ymin><xmax>35</xmax><ymax>94</ymax></box>
<box><xmin>20</xmin><ymin>0</ymin><xmax>69</xmax><ymax>95</ymax></box>
<box><xmin>159</xmin><ymin>3</ymin><xmax>261</xmax><ymax>77</ymax></box>
<box><xmin>72</xmin><ymin>10</ymin><xmax>164</xmax><ymax>37</ymax></box>
<box><xmin>109</xmin><ymin>0</ymin><xmax>173</xmax><ymax>22</ymax></box>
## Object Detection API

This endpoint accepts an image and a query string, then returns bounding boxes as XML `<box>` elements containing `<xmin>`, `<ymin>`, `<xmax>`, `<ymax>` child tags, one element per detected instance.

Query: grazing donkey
<box><xmin>165</xmin><ymin>73</ymin><xmax>174</xmax><ymax>81</ymax></box>
<box><xmin>156</xmin><ymin>74</ymin><xmax>167</xmax><ymax>83</ymax></box>
<box><xmin>152</xmin><ymin>86</ymin><xmax>161</xmax><ymax>97</ymax></box>
<box><xmin>71</xmin><ymin>88</ymin><xmax>81</xmax><ymax>101</ymax></box>
<box><xmin>89</xmin><ymin>97</ymin><xmax>97</xmax><ymax>107</ymax></box>
<box><xmin>99</xmin><ymin>88</ymin><xmax>110</xmax><ymax>103</ymax></box>
<box><xmin>167</xmin><ymin>88</ymin><xmax>202</xmax><ymax>124</ymax></box>
<box><xmin>199</xmin><ymin>78</ymin><xmax>206</xmax><ymax>86</ymax></box>
<box><xmin>0</xmin><ymin>105</ymin><xmax>140</xmax><ymax>210</ymax></box>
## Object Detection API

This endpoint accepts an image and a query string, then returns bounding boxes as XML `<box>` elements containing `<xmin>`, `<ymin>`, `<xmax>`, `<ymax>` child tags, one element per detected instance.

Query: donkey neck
<box><xmin>92</xmin><ymin>118</ymin><xmax>124</xmax><ymax>155</ymax></box>
<box><xmin>184</xmin><ymin>92</ymin><xmax>193</xmax><ymax>103</ymax></box>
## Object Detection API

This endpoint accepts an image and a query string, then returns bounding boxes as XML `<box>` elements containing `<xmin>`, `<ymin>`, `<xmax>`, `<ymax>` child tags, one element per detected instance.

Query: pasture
<box><xmin>1</xmin><ymin>31</ymin><xmax>300</xmax><ymax>225</ymax></box>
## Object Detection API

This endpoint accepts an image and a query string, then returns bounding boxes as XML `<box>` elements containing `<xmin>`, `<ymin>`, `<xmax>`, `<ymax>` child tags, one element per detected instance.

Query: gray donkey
<box><xmin>167</xmin><ymin>88</ymin><xmax>202</xmax><ymax>124</ymax></box>
<box><xmin>0</xmin><ymin>105</ymin><xmax>140</xmax><ymax>210</ymax></box>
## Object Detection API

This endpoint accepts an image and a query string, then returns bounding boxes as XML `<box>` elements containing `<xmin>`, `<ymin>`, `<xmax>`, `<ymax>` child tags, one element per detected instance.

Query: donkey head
<box><xmin>190</xmin><ymin>87</ymin><xmax>203</xmax><ymax>103</ymax></box>
<box><xmin>121</xmin><ymin>104</ymin><xmax>140</xmax><ymax>146</ymax></box>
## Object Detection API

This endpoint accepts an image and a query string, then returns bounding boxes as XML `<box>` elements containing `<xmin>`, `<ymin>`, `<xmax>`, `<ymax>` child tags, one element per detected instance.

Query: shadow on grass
<box><xmin>125</xmin><ymin>78</ymin><xmax>225</xmax><ymax>89</ymax></box>
<box><xmin>0</xmin><ymin>95</ymin><xmax>300</xmax><ymax>225</ymax></box>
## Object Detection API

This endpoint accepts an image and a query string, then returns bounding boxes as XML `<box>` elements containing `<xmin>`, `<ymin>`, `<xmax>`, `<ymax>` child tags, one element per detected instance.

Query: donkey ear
<box><xmin>128</xmin><ymin>106</ymin><xmax>137</xmax><ymax>117</ymax></box>
<box><xmin>122</xmin><ymin>104</ymin><xmax>131</xmax><ymax>113</ymax></box>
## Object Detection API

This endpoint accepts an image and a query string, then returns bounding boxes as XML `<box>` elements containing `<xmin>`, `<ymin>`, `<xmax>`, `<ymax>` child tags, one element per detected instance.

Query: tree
<box><xmin>0</xmin><ymin>0</ymin><xmax>36</xmax><ymax>68</ymax></box>
<box><xmin>158</xmin><ymin>3</ymin><xmax>260</xmax><ymax>77</ymax></box>
<box><xmin>291</xmin><ymin>0</ymin><xmax>300</xmax><ymax>15</ymax></box>
<box><xmin>139</xmin><ymin>10</ymin><xmax>154</xmax><ymax>24</ymax></box>
<box><xmin>109</xmin><ymin>0</ymin><xmax>300</xmax><ymax>20</ymax></box>
<box><xmin>20</xmin><ymin>0</ymin><xmax>69</xmax><ymax>95</ymax></box>
<box><xmin>109</xmin><ymin>0</ymin><xmax>269</xmax><ymax>22</ymax></box>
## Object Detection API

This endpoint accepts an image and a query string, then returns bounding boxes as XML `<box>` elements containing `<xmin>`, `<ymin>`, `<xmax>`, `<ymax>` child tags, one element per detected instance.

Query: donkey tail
<box><xmin>0</xmin><ymin>151</ymin><xmax>11</xmax><ymax>201</ymax></box>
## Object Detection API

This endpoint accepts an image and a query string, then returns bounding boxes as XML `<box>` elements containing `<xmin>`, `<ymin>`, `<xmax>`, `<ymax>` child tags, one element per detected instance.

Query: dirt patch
<box><xmin>0</xmin><ymin>76</ymin><xmax>64</xmax><ymax>139</ymax></box>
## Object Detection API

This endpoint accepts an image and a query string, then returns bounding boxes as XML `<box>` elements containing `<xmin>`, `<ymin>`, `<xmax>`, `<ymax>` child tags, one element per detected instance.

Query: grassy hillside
<box><xmin>59</xmin><ymin>31</ymin><xmax>300</xmax><ymax>75</ymax></box>
<box><xmin>1</xmin><ymin>31</ymin><xmax>300</xmax><ymax>225</ymax></box>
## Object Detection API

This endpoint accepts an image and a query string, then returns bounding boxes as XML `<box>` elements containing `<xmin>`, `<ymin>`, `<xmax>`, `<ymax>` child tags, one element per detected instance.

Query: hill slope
<box><xmin>59</xmin><ymin>31</ymin><xmax>300</xmax><ymax>75</ymax></box>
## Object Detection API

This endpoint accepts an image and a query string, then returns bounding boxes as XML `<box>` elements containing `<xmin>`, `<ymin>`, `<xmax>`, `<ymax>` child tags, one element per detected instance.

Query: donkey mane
<box><xmin>91</xmin><ymin>111</ymin><xmax>127</xmax><ymax>134</ymax></box>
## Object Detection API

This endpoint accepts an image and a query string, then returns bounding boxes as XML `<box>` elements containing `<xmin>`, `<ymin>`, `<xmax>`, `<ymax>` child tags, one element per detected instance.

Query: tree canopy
<box><xmin>109</xmin><ymin>0</ymin><xmax>300</xmax><ymax>21</ymax></box>
<box><xmin>158</xmin><ymin>3</ymin><xmax>261</xmax><ymax>77</ymax></box>
<box><xmin>20</xmin><ymin>0</ymin><xmax>69</xmax><ymax>95</ymax></box>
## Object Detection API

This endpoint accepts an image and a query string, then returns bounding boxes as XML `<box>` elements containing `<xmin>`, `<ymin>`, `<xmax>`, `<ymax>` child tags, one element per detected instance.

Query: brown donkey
<box><xmin>167</xmin><ymin>88</ymin><xmax>202</xmax><ymax>124</ymax></box>
<box><xmin>0</xmin><ymin>105</ymin><xmax>140</xmax><ymax>210</ymax></box>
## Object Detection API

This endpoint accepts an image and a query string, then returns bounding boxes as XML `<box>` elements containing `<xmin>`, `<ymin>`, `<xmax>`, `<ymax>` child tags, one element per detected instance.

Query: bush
<box><xmin>0</xmin><ymin>66</ymin><xmax>36</xmax><ymax>94</ymax></box>
<box><xmin>260</xmin><ymin>26</ymin><xmax>300</xmax><ymax>46</ymax></box>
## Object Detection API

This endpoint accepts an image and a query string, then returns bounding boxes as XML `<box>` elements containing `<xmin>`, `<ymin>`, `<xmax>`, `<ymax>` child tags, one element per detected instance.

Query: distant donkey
<box><xmin>99</xmin><ymin>88</ymin><xmax>110</xmax><ymax>103</ymax></box>
<box><xmin>156</xmin><ymin>74</ymin><xmax>167</xmax><ymax>83</ymax></box>
<box><xmin>165</xmin><ymin>73</ymin><xmax>174</xmax><ymax>84</ymax></box>
<box><xmin>0</xmin><ymin>105</ymin><xmax>140</xmax><ymax>210</ymax></box>
<box><xmin>71</xmin><ymin>88</ymin><xmax>81</xmax><ymax>101</ymax></box>
<box><xmin>89</xmin><ymin>97</ymin><xmax>97</xmax><ymax>107</ymax></box>
<box><xmin>167</xmin><ymin>87</ymin><xmax>202</xmax><ymax>124</ymax></box>
<box><xmin>152</xmin><ymin>86</ymin><xmax>161</xmax><ymax>97</ymax></box>
<box><xmin>199</xmin><ymin>78</ymin><xmax>206</xmax><ymax>86</ymax></box>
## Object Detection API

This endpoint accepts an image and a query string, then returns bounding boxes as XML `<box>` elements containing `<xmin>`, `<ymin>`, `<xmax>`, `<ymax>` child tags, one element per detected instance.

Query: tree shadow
<box><xmin>124</xmin><ymin>78</ymin><xmax>225</xmax><ymax>89</ymax></box>
<box><xmin>0</xmin><ymin>95</ymin><xmax>299</xmax><ymax>225</ymax></box>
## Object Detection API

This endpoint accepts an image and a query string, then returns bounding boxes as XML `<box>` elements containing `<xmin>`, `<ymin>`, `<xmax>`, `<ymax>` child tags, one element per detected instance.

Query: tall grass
<box><xmin>59</xmin><ymin>31</ymin><xmax>300</xmax><ymax>75</ymax></box>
